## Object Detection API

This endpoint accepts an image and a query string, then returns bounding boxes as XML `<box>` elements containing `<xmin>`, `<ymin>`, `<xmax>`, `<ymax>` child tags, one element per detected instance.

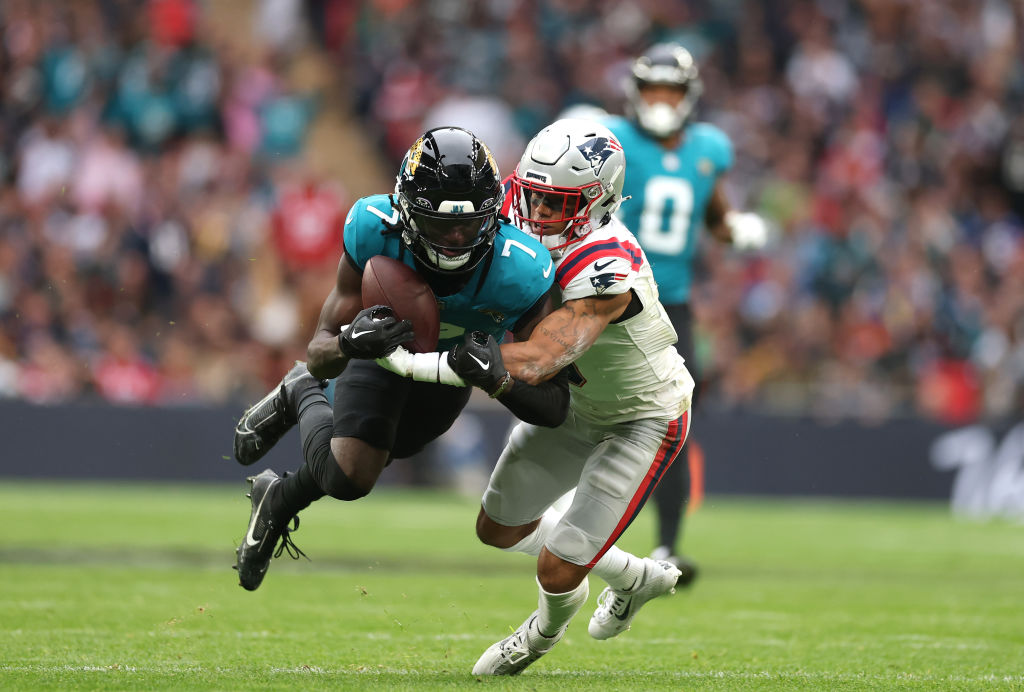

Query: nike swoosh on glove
<box><xmin>339</xmin><ymin>305</ymin><xmax>414</xmax><ymax>359</ymax></box>
<box><xmin>447</xmin><ymin>331</ymin><xmax>508</xmax><ymax>395</ymax></box>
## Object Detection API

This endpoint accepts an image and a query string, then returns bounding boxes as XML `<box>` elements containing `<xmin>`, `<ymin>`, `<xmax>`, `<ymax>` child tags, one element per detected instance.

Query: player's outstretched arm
<box><xmin>501</xmin><ymin>291</ymin><xmax>632</xmax><ymax>385</ymax></box>
<box><xmin>705</xmin><ymin>182</ymin><xmax>733</xmax><ymax>242</ymax></box>
<box><xmin>706</xmin><ymin>182</ymin><xmax>768</xmax><ymax>250</ymax></box>
<box><xmin>306</xmin><ymin>254</ymin><xmax>366</xmax><ymax>380</ymax></box>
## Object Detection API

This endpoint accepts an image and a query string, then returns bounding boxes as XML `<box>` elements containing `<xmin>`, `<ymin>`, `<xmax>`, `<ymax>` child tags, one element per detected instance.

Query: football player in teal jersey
<box><xmin>228</xmin><ymin>127</ymin><xmax>569</xmax><ymax>591</ymax></box>
<box><xmin>602</xmin><ymin>44</ymin><xmax>768</xmax><ymax>585</ymax></box>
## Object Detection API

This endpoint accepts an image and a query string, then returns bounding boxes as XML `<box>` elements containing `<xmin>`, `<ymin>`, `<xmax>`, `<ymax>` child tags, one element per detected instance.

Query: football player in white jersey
<box><xmin>379</xmin><ymin>118</ymin><xmax>695</xmax><ymax>675</ymax></box>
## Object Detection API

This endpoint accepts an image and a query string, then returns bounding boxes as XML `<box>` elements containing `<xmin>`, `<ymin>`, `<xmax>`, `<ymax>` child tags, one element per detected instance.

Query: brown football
<box><xmin>361</xmin><ymin>255</ymin><xmax>440</xmax><ymax>353</ymax></box>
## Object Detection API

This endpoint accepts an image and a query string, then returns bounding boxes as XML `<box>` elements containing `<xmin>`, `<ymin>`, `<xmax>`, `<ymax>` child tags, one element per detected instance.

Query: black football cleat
<box><xmin>673</xmin><ymin>555</ymin><xmax>699</xmax><ymax>588</ymax></box>
<box><xmin>234</xmin><ymin>469</ymin><xmax>308</xmax><ymax>591</ymax></box>
<box><xmin>651</xmin><ymin>546</ymin><xmax>699</xmax><ymax>588</ymax></box>
<box><xmin>233</xmin><ymin>361</ymin><xmax>325</xmax><ymax>466</ymax></box>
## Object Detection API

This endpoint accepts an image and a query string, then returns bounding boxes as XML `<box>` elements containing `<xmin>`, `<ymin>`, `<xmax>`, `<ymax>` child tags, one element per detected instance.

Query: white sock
<box><xmin>505</xmin><ymin>509</ymin><xmax>646</xmax><ymax>592</ymax></box>
<box><xmin>532</xmin><ymin>576</ymin><xmax>589</xmax><ymax>644</ymax></box>
<box><xmin>502</xmin><ymin>508</ymin><xmax>560</xmax><ymax>557</ymax></box>
<box><xmin>590</xmin><ymin>546</ymin><xmax>646</xmax><ymax>591</ymax></box>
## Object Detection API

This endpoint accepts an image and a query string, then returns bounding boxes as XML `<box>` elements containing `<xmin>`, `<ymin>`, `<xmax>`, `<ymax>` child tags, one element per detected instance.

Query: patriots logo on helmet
<box><xmin>590</xmin><ymin>271</ymin><xmax>626</xmax><ymax>294</ymax></box>
<box><xmin>575</xmin><ymin>137</ymin><xmax>622</xmax><ymax>176</ymax></box>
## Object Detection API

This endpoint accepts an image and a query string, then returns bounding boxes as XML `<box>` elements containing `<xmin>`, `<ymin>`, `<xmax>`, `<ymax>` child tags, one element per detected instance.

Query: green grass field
<box><xmin>1</xmin><ymin>481</ymin><xmax>1022</xmax><ymax>691</ymax></box>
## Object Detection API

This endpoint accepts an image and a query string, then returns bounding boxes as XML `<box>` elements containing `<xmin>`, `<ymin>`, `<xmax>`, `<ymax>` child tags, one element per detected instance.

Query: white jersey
<box><xmin>551</xmin><ymin>216</ymin><xmax>694</xmax><ymax>424</ymax></box>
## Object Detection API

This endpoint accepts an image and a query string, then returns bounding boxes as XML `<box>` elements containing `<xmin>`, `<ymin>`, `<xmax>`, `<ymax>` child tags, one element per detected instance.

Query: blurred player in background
<box><xmin>599</xmin><ymin>44</ymin><xmax>769</xmax><ymax>581</ymax></box>
<box><xmin>381</xmin><ymin>118</ymin><xmax>693</xmax><ymax>675</ymax></box>
<box><xmin>229</xmin><ymin>127</ymin><xmax>569</xmax><ymax>591</ymax></box>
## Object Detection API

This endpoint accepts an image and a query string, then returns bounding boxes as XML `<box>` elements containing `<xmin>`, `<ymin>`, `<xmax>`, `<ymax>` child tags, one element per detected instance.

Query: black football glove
<box><xmin>339</xmin><ymin>305</ymin><xmax>414</xmax><ymax>360</ymax></box>
<box><xmin>447</xmin><ymin>331</ymin><xmax>510</xmax><ymax>396</ymax></box>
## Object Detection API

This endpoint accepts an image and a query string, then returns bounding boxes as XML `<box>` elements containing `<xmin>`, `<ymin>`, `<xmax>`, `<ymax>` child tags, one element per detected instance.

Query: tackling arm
<box><xmin>500</xmin><ymin>291</ymin><xmax>633</xmax><ymax>385</ymax></box>
<box><xmin>486</xmin><ymin>291</ymin><xmax>569</xmax><ymax>427</ymax></box>
<box><xmin>372</xmin><ymin>290</ymin><xmax>572</xmax><ymax>426</ymax></box>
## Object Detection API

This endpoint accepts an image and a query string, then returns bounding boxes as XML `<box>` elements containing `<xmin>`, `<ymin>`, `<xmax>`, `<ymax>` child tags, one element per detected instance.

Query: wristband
<box><xmin>376</xmin><ymin>347</ymin><xmax>466</xmax><ymax>387</ymax></box>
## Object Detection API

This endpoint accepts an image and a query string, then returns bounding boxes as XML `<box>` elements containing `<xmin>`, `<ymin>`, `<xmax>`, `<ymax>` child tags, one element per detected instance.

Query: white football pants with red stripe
<box><xmin>482</xmin><ymin>408</ymin><xmax>691</xmax><ymax>567</ymax></box>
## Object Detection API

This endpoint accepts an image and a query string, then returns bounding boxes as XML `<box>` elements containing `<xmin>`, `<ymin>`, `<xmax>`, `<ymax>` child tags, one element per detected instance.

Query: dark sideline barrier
<box><xmin>0</xmin><ymin>399</ymin><xmax>985</xmax><ymax>501</ymax></box>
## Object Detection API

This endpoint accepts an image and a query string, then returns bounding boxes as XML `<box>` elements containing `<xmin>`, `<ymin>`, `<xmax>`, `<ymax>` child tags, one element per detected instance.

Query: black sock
<box><xmin>652</xmin><ymin>440</ymin><xmax>690</xmax><ymax>552</ymax></box>
<box><xmin>274</xmin><ymin>397</ymin><xmax>333</xmax><ymax>519</ymax></box>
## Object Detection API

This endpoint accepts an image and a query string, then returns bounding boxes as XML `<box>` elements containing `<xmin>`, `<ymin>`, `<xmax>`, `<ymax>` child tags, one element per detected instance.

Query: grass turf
<box><xmin>1</xmin><ymin>481</ymin><xmax>1022</xmax><ymax>690</ymax></box>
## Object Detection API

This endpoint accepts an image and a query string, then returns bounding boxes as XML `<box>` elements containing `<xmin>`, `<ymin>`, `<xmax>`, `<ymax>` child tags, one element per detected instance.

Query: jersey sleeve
<box><xmin>555</xmin><ymin>238</ymin><xmax>642</xmax><ymax>301</ymax></box>
<box><xmin>342</xmin><ymin>196</ymin><xmax>394</xmax><ymax>270</ymax></box>
<box><xmin>489</xmin><ymin>225</ymin><xmax>556</xmax><ymax>322</ymax></box>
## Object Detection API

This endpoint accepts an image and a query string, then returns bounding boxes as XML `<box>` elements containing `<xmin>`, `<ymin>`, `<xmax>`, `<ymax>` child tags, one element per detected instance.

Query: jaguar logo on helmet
<box><xmin>575</xmin><ymin>137</ymin><xmax>622</xmax><ymax>176</ymax></box>
<box><xmin>407</xmin><ymin>137</ymin><xmax>426</xmax><ymax>175</ymax></box>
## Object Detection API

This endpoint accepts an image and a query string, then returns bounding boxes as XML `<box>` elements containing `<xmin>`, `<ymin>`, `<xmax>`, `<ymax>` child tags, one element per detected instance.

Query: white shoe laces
<box><xmin>503</xmin><ymin>630</ymin><xmax>528</xmax><ymax>654</ymax></box>
<box><xmin>595</xmin><ymin>587</ymin><xmax>631</xmax><ymax>620</ymax></box>
<box><xmin>496</xmin><ymin>623</ymin><xmax>536</xmax><ymax>665</ymax></box>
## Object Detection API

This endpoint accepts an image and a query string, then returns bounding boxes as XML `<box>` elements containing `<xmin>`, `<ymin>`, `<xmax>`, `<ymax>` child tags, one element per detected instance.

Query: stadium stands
<box><xmin>1</xmin><ymin>0</ymin><xmax>1022</xmax><ymax>423</ymax></box>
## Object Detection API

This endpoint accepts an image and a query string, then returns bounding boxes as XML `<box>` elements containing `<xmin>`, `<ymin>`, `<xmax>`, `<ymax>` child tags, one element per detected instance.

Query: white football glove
<box><xmin>725</xmin><ymin>211</ymin><xmax>768</xmax><ymax>251</ymax></box>
<box><xmin>375</xmin><ymin>345</ymin><xmax>467</xmax><ymax>387</ymax></box>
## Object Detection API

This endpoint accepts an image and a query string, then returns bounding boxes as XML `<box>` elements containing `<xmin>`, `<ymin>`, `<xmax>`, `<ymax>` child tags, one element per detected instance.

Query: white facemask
<box><xmin>636</xmin><ymin>101</ymin><xmax>685</xmax><ymax>139</ymax></box>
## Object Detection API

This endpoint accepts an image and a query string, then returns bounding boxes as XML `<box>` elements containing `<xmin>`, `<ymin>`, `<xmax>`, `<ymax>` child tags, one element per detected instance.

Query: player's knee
<box><xmin>537</xmin><ymin>548</ymin><xmax>588</xmax><ymax>593</ymax></box>
<box><xmin>476</xmin><ymin>509</ymin><xmax>536</xmax><ymax>549</ymax></box>
<box><xmin>321</xmin><ymin>456</ymin><xmax>372</xmax><ymax>501</ymax></box>
<box><xmin>547</xmin><ymin>521</ymin><xmax>596</xmax><ymax>566</ymax></box>
<box><xmin>475</xmin><ymin>509</ymin><xmax>509</xmax><ymax>547</ymax></box>
<box><xmin>475</xmin><ymin>510</ymin><xmax>490</xmax><ymax>544</ymax></box>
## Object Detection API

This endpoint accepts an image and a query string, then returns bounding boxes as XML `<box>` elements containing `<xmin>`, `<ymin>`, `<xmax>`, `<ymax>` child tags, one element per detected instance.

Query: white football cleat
<box><xmin>472</xmin><ymin>611</ymin><xmax>562</xmax><ymax>676</ymax></box>
<box><xmin>588</xmin><ymin>558</ymin><xmax>682</xmax><ymax>640</ymax></box>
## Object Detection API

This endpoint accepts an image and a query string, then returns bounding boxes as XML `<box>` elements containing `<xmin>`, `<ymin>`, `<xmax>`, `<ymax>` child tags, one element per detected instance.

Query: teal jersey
<box><xmin>343</xmin><ymin>194</ymin><xmax>554</xmax><ymax>350</ymax></box>
<box><xmin>602</xmin><ymin>116</ymin><xmax>733</xmax><ymax>305</ymax></box>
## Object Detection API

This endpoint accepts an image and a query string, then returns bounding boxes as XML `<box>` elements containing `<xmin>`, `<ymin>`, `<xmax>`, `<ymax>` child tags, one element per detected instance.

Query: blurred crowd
<box><xmin>2</xmin><ymin>0</ymin><xmax>1023</xmax><ymax>425</ymax></box>
<box><xmin>0</xmin><ymin>0</ymin><xmax>336</xmax><ymax>406</ymax></box>
<box><xmin>338</xmin><ymin>0</ymin><xmax>1024</xmax><ymax>423</ymax></box>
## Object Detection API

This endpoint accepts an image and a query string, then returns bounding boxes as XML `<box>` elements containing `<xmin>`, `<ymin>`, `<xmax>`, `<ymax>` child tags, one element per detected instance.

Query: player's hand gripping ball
<box><xmin>339</xmin><ymin>306</ymin><xmax>414</xmax><ymax>360</ymax></box>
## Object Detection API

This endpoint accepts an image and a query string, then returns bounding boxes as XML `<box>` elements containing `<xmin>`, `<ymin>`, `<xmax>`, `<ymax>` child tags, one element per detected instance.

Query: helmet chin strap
<box><xmin>535</xmin><ymin>221</ymin><xmax>590</xmax><ymax>258</ymax></box>
<box><xmin>539</xmin><ymin>233</ymin><xmax>567</xmax><ymax>251</ymax></box>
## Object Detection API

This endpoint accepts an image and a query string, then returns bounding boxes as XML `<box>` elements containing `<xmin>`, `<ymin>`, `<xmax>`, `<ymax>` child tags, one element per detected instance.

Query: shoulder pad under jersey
<box><xmin>554</xmin><ymin>226</ymin><xmax>643</xmax><ymax>301</ymax></box>
<box><xmin>342</xmin><ymin>194</ymin><xmax>402</xmax><ymax>270</ymax></box>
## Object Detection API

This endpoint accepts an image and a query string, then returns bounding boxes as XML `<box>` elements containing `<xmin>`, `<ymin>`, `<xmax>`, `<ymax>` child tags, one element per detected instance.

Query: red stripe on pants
<box><xmin>585</xmin><ymin>410</ymin><xmax>690</xmax><ymax>568</ymax></box>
